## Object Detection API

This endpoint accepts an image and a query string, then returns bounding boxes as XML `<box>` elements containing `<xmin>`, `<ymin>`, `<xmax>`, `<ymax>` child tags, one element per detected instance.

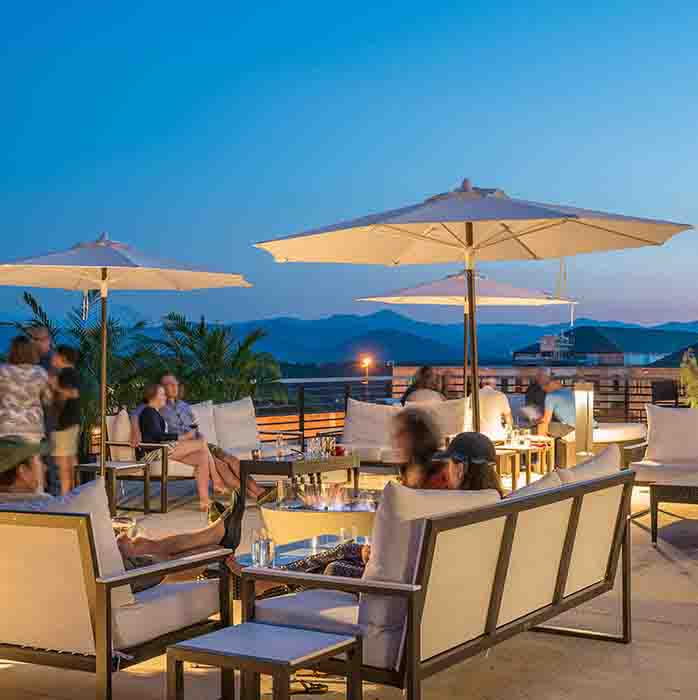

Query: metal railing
<box><xmin>253</xmin><ymin>373</ymin><xmax>685</xmax><ymax>443</ymax></box>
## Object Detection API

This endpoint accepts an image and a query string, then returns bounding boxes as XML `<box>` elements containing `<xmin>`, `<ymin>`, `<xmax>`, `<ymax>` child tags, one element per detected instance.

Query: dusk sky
<box><xmin>2</xmin><ymin>3</ymin><xmax>697</xmax><ymax>327</ymax></box>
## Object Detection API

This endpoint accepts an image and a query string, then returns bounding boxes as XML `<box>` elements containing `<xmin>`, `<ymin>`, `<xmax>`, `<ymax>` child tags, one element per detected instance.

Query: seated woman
<box><xmin>400</xmin><ymin>366</ymin><xmax>446</xmax><ymax>404</ymax></box>
<box><xmin>138</xmin><ymin>383</ymin><xmax>227</xmax><ymax>511</ymax></box>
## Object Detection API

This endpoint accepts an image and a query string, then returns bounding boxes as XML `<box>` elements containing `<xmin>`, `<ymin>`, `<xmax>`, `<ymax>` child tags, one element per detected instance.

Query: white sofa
<box><xmin>107</xmin><ymin>397</ymin><xmax>280</xmax><ymax>512</ymax></box>
<box><xmin>629</xmin><ymin>404</ymin><xmax>698</xmax><ymax>484</ymax></box>
<box><xmin>241</xmin><ymin>448</ymin><xmax>634</xmax><ymax>699</ymax></box>
<box><xmin>0</xmin><ymin>479</ymin><xmax>231</xmax><ymax>700</ymax></box>
<box><xmin>339</xmin><ymin>397</ymin><xmax>468</xmax><ymax>465</ymax></box>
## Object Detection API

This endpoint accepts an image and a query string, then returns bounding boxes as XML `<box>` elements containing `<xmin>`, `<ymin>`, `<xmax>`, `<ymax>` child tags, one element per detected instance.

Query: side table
<box><xmin>167</xmin><ymin>622</ymin><xmax>362</xmax><ymax>700</ymax></box>
<box><xmin>76</xmin><ymin>460</ymin><xmax>150</xmax><ymax>517</ymax></box>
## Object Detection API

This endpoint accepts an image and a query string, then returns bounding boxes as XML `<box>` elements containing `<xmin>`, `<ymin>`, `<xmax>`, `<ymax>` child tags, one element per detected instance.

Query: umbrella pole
<box><xmin>465</xmin><ymin>223</ymin><xmax>480</xmax><ymax>432</ymax></box>
<box><xmin>463</xmin><ymin>310</ymin><xmax>469</xmax><ymax>398</ymax></box>
<box><xmin>100</xmin><ymin>268</ymin><xmax>108</xmax><ymax>477</ymax></box>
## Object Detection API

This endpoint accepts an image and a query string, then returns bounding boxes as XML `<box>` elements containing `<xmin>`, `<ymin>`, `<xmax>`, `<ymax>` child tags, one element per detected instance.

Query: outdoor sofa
<box><xmin>241</xmin><ymin>445</ymin><xmax>634</xmax><ymax>700</ymax></box>
<box><xmin>106</xmin><ymin>396</ymin><xmax>297</xmax><ymax>512</ymax></box>
<box><xmin>0</xmin><ymin>478</ymin><xmax>232</xmax><ymax>700</ymax></box>
<box><xmin>326</xmin><ymin>397</ymin><xmax>468</xmax><ymax>467</ymax></box>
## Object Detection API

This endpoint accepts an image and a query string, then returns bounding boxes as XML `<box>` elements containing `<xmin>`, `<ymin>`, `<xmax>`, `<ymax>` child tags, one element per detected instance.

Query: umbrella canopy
<box><xmin>0</xmin><ymin>234</ymin><xmax>250</xmax><ymax>290</ymax></box>
<box><xmin>0</xmin><ymin>233</ymin><xmax>251</xmax><ymax>475</ymax></box>
<box><xmin>357</xmin><ymin>272</ymin><xmax>575</xmax><ymax>307</ymax></box>
<box><xmin>256</xmin><ymin>181</ymin><xmax>689</xmax><ymax>265</ymax></box>
<box><xmin>257</xmin><ymin>179</ymin><xmax>692</xmax><ymax>431</ymax></box>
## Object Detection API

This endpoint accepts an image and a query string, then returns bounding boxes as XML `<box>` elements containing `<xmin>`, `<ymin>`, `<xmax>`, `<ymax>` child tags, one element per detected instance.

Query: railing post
<box><xmin>624</xmin><ymin>379</ymin><xmax>630</xmax><ymax>422</ymax></box>
<box><xmin>298</xmin><ymin>385</ymin><xmax>305</xmax><ymax>452</ymax></box>
<box><xmin>344</xmin><ymin>383</ymin><xmax>351</xmax><ymax>410</ymax></box>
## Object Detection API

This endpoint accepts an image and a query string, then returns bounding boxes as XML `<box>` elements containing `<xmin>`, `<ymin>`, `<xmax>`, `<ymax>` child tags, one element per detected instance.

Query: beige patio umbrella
<box><xmin>256</xmin><ymin>178</ymin><xmax>691</xmax><ymax>431</ymax></box>
<box><xmin>358</xmin><ymin>271</ymin><xmax>576</xmax><ymax>392</ymax></box>
<box><xmin>0</xmin><ymin>233</ymin><xmax>251</xmax><ymax>474</ymax></box>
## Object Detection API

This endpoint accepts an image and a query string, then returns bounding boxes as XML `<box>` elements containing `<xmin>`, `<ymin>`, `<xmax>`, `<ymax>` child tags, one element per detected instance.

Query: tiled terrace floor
<box><xmin>3</xmin><ymin>486</ymin><xmax>698</xmax><ymax>699</ymax></box>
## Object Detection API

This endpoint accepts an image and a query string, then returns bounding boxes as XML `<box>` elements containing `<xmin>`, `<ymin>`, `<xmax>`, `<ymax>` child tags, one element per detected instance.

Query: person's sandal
<box><xmin>207</xmin><ymin>499</ymin><xmax>227</xmax><ymax>525</ymax></box>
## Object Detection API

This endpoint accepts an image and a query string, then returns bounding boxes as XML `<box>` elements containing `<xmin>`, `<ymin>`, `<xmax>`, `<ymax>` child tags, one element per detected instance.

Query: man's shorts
<box><xmin>51</xmin><ymin>425</ymin><xmax>80</xmax><ymax>458</ymax></box>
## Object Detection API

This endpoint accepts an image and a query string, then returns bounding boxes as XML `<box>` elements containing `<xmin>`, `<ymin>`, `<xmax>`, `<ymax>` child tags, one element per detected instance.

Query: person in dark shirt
<box><xmin>50</xmin><ymin>346</ymin><xmax>81</xmax><ymax>495</ymax></box>
<box><xmin>524</xmin><ymin>368</ymin><xmax>551</xmax><ymax>426</ymax></box>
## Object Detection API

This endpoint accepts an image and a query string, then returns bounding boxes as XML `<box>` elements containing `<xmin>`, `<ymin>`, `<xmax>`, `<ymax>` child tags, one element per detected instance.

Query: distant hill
<box><xmin>2</xmin><ymin>307</ymin><xmax>697</xmax><ymax>366</ymax></box>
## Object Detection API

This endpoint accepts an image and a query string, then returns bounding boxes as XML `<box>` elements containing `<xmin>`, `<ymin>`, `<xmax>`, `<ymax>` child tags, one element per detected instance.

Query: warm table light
<box><xmin>574</xmin><ymin>382</ymin><xmax>594</xmax><ymax>459</ymax></box>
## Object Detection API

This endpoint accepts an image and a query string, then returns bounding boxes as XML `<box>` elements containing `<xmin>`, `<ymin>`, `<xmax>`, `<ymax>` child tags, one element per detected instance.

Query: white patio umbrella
<box><xmin>256</xmin><ymin>178</ymin><xmax>692</xmax><ymax>431</ymax></box>
<box><xmin>357</xmin><ymin>271</ymin><xmax>576</xmax><ymax>391</ymax></box>
<box><xmin>0</xmin><ymin>233</ymin><xmax>251</xmax><ymax>473</ymax></box>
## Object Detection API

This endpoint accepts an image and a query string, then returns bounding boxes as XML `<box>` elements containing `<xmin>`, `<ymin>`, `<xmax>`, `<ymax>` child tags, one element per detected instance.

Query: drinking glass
<box><xmin>275</xmin><ymin>433</ymin><xmax>285</xmax><ymax>461</ymax></box>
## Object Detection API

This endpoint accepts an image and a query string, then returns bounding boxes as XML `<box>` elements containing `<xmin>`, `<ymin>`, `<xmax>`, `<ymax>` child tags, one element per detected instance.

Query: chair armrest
<box><xmin>138</xmin><ymin>442</ymin><xmax>170</xmax><ymax>450</ymax></box>
<box><xmin>623</xmin><ymin>440</ymin><xmax>648</xmax><ymax>452</ymax></box>
<box><xmin>105</xmin><ymin>441</ymin><xmax>135</xmax><ymax>448</ymax></box>
<box><xmin>96</xmin><ymin>548</ymin><xmax>232</xmax><ymax>589</ymax></box>
<box><xmin>240</xmin><ymin>567</ymin><xmax>420</xmax><ymax>598</ymax></box>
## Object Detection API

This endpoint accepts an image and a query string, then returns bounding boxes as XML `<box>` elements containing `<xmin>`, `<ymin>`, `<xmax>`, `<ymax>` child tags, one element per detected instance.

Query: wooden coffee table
<box><xmin>650</xmin><ymin>476</ymin><xmax>698</xmax><ymax>545</ymax></box>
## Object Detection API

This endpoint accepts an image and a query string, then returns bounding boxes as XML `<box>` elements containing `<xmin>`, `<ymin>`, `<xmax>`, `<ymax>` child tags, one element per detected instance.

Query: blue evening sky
<box><xmin>1</xmin><ymin>2</ymin><xmax>697</xmax><ymax>327</ymax></box>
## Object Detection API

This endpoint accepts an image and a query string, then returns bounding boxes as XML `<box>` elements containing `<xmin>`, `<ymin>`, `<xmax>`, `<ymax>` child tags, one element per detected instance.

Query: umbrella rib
<box><xmin>476</xmin><ymin>220</ymin><xmax>566</xmax><ymax>250</ymax></box>
<box><xmin>575</xmin><ymin>221</ymin><xmax>663</xmax><ymax>246</ymax></box>
<box><xmin>380</xmin><ymin>224</ymin><xmax>463</xmax><ymax>249</ymax></box>
<box><xmin>438</xmin><ymin>223</ymin><xmax>466</xmax><ymax>247</ymax></box>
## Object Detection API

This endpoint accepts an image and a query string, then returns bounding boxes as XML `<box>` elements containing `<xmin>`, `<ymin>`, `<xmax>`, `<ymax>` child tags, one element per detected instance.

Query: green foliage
<box><xmin>8</xmin><ymin>295</ymin><xmax>285</xmax><ymax>455</ymax></box>
<box><xmin>138</xmin><ymin>313</ymin><xmax>285</xmax><ymax>404</ymax></box>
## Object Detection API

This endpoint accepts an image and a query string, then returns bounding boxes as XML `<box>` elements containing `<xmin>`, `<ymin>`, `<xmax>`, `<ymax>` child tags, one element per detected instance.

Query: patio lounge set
<box><xmin>1</xmin><ymin>434</ymin><xmax>641</xmax><ymax>700</ymax></box>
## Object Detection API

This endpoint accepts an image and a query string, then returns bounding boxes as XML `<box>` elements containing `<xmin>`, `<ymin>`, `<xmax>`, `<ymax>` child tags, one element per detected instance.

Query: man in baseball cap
<box><xmin>0</xmin><ymin>437</ymin><xmax>46</xmax><ymax>497</ymax></box>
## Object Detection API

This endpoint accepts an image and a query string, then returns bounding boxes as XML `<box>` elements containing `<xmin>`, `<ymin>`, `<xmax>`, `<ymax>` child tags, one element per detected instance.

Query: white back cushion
<box><xmin>420</xmin><ymin>516</ymin><xmax>505</xmax><ymax>660</ymax></box>
<box><xmin>565</xmin><ymin>484</ymin><xmax>624</xmax><ymax>595</ymax></box>
<box><xmin>406</xmin><ymin>389</ymin><xmax>444</xmax><ymax>403</ymax></box>
<box><xmin>359</xmin><ymin>482</ymin><xmax>500</xmax><ymax>669</ymax></box>
<box><xmin>192</xmin><ymin>400</ymin><xmax>218</xmax><ymax>445</ymax></box>
<box><xmin>508</xmin><ymin>470</ymin><xmax>563</xmax><ymax>498</ymax></box>
<box><xmin>498</xmin><ymin>498</ymin><xmax>572</xmax><ymax>626</ymax></box>
<box><xmin>5</xmin><ymin>480</ymin><xmax>135</xmax><ymax>608</ymax></box>
<box><xmin>645</xmin><ymin>404</ymin><xmax>698</xmax><ymax>463</ymax></box>
<box><xmin>214</xmin><ymin>397</ymin><xmax>258</xmax><ymax>452</ymax></box>
<box><xmin>414</xmin><ymin>398</ymin><xmax>468</xmax><ymax>437</ymax></box>
<box><xmin>344</xmin><ymin>398</ymin><xmax>401</xmax><ymax>447</ymax></box>
<box><xmin>477</xmin><ymin>387</ymin><xmax>511</xmax><ymax>441</ymax></box>
<box><xmin>108</xmin><ymin>409</ymin><xmax>135</xmax><ymax>461</ymax></box>
<box><xmin>0</xmin><ymin>515</ymin><xmax>96</xmax><ymax>653</ymax></box>
<box><xmin>558</xmin><ymin>444</ymin><xmax>621</xmax><ymax>484</ymax></box>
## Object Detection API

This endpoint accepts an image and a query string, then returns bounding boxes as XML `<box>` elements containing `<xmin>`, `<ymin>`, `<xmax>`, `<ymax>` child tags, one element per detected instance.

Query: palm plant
<box><xmin>140</xmin><ymin>313</ymin><xmax>285</xmax><ymax>403</ymax></box>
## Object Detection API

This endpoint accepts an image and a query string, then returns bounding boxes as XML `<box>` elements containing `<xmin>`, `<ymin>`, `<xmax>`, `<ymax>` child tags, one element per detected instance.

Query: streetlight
<box><xmin>361</xmin><ymin>355</ymin><xmax>373</xmax><ymax>384</ymax></box>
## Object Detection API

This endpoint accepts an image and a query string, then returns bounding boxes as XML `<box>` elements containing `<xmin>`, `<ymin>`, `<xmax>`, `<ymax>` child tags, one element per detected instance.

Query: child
<box><xmin>50</xmin><ymin>346</ymin><xmax>81</xmax><ymax>495</ymax></box>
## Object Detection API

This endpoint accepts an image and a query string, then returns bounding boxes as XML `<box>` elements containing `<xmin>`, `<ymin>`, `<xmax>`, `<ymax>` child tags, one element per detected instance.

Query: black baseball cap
<box><xmin>434</xmin><ymin>432</ymin><xmax>496</xmax><ymax>464</ymax></box>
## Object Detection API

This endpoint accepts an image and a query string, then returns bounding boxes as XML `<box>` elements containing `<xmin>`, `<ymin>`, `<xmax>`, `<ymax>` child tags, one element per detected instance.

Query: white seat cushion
<box><xmin>359</xmin><ymin>482</ymin><xmax>500</xmax><ymax>669</ymax></box>
<box><xmin>214</xmin><ymin>397</ymin><xmax>260</xmax><ymax>453</ymax></box>
<box><xmin>645</xmin><ymin>404</ymin><xmax>698</xmax><ymax>463</ymax></box>
<box><xmin>113</xmin><ymin>579</ymin><xmax>219</xmax><ymax>650</ymax></box>
<box><xmin>191</xmin><ymin>400</ymin><xmax>218</xmax><ymax>445</ymax></box>
<box><xmin>629</xmin><ymin>460</ymin><xmax>698</xmax><ymax>483</ymax></box>
<box><xmin>561</xmin><ymin>422</ymin><xmax>647</xmax><ymax>444</ymax></box>
<box><xmin>255</xmin><ymin>589</ymin><xmax>401</xmax><ymax>669</ymax></box>
<box><xmin>508</xmin><ymin>471</ymin><xmax>563</xmax><ymax>498</ymax></box>
<box><xmin>558</xmin><ymin>444</ymin><xmax>621</xmax><ymax>484</ymax></box>
<box><xmin>146</xmin><ymin>458</ymin><xmax>196</xmax><ymax>478</ymax></box>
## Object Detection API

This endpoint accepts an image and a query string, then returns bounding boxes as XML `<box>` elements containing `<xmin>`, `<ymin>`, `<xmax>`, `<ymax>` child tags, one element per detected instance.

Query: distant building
<box><xmin>512</xmin><ymin>327</ymin><xmax>698</xmax><ymax>367</ymax></box>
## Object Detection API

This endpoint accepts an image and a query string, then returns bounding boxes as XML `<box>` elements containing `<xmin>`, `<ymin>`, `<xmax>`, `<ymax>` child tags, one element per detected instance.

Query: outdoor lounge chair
<box><xmin>627</xmin><ymin>404</ymin><xmax>698</xmax><ymax>484</ymax></box>
<box><xmin>105</xmin><ymin>396</ymin><xmax>297</xmax><ymax>512</ymax></box>
<box><xmin>241</xmin><ymin>447</ymin><xmax>634</xmax><ymax>700</ymax></box>
<box><xmin>0</xmin><ymin>479</ymin><xmax>232</xmax><ymax>700</ymax></box>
